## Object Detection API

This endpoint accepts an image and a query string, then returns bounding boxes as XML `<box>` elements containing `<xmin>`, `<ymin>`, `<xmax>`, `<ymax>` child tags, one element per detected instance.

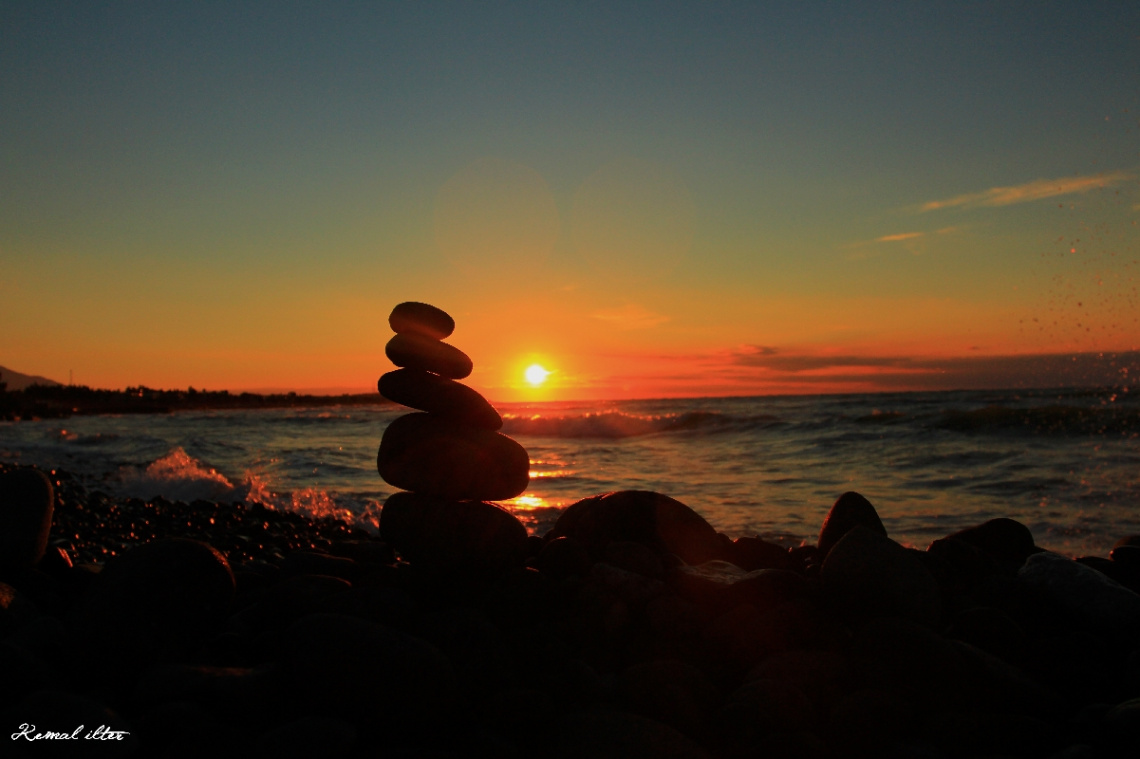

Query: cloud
<box><xmin>875</xmin><ymin>232</ymin><xmax>925</xmax><ymax>243</ymax></box>
<box><xmin>921</xmin><ymin>171</ymin><xmax>1133</xmax><ymax>212</ymax></box>
<box><xmin>591</xmin><ymin>304</ymin><xmax>669</xmax><ymax>330</ymax></box>
<box><xmin>722</xmin><ymin>346</ymin><xmax>1140</xmax><ymax>391</ymax></box>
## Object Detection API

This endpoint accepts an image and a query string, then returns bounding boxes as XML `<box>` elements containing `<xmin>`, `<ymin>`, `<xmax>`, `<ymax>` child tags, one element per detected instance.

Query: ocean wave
<box><xmin>934</xmin><ymin>405</ymin><xmax>1140</xmax><ymax>436</ymax></box>
<box><xmin>112</xmin><ymin>447</ymin><xmax>381</xmax><ymax>531</ymax></box>
<box><xmin>503</xmin><ymin>410</ymin><xmax>779</xmax><ymax>439</ymax></box>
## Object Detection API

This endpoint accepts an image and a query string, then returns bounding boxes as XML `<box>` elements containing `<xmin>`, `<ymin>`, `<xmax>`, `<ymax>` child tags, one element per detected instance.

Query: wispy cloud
<box><xmin>591</xmin><ymin>304</ymin><xmax>669</xmax><ymax>330</ymax></box>
<box><xmin>875</xmin><ymin>232</ymin><xmax>924</xmax><ymax>243</ymax></box>
<box><xmin>921</xmin><ymin>171</ymin><xmax>1133</xmax><ymax>212</ymax></box>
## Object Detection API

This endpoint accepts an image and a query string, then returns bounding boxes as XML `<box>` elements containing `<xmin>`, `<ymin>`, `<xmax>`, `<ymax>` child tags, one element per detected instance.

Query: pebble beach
<box><xmin>2</xmin><ymin>302</ymin><xmax>1139</xmax><ymax>757</ymax></box>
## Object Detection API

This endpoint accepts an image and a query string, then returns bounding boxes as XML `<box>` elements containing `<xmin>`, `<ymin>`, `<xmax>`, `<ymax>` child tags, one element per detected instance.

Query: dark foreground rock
<box><xmin>2</xmin><ymin>466</ymin><xmax>1139</xmax><ymax>758</ymax></box>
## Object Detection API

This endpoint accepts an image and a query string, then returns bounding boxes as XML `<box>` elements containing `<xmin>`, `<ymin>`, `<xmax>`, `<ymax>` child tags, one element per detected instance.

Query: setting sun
<box><xmin>524</xmin><ymin>364</ymin><xmax>551</xmax><ymax>386</ymax></box>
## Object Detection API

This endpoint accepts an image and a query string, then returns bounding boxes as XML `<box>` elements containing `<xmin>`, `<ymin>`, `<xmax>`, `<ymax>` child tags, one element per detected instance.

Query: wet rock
<box><xmin>820</xmin><ymin>526</ymin><xmax>941</xmax><ymax>627</ymax></box>
<box><xmin>548</xmin><ymin>710</ymin><xmax>713</xmax><ymax>759</ymax></box>
<box><xmin>378</xmin><ymin>413</ymin><xmax>530</xmax><ymax>501</ymax></box>
<box><xmin>619</xmin><ymin>659</ymin><xmax>721</xmax><ymax>738</ymax></box>
<box><xmin>592</xmin><ymin>562</ymin><xmax>670</xmax><ymax>607</ymax></box>
<box><xmin>548</xmin><ymin>490</ymin><xmax>726</xmax><ymax>566</ymax></box>
<box><xmin>851</xmin><ymin>616</ymin><xmax>1058</xmax><ymax>717</ymax></box>
<box><xmin>380</xmin><ymin>492</ymin><xmax>529</xmax><ymax>574</ymax></box>
<box><xmin>0</xmin><ymin>466</ymin><xmax>54</xmax><ymax>572</ymax></box>
<box><xmin>816</xmin><ymin>491</ymin><xmax>886</xmax><ymax>561</ymax></box>
<box><xmin>729</xmin><ymin>536</ymin><xmax>792</xmax><ymax>571</ymax></box>
<box><xmin>672</xmin><ymin>562</ymin><xmax>807</xmax><ymax>614</ymax></box>
<box><xmin>715</xmin><ymin>677</ymin><xmax>825</xmax><ymax>759</ymax></box>
<box><xmin>536</xmin><ymin>536</ymin><xmax>594</xmax><ymax>579</ymax></box>
<box><xmin>605</xmin><ymin>540</ymin><xmax>666</xmax><ymax>578</ymax></box>
<box><xmin>380</xmin><ymin>368</ymin><xmax>503</xmax><ymax>430</ymax></box>
<box><xmin>946</xmin><ymin>605</ymin><xmax>1028</xmax><ymax>666</ymax></box>
<box><xmin>746</xmin><ymin>650</ymin><xmax>856</xmax><ymax>714</ymax></box>
<box><xmin>385</xmin><ymin>332</ymin><xmax>473</xmax><ymax>379</ymax></box>
<box><xmin>944</xmin><ymin>517</ymin><xmax>1038</xmax><ymax>569</ymax></box>
<box><xmin>389</xmin><ymin>301</ymin><xmax>455</xmax><ymax>340</ymax></box>
<box><xmin>282</xmin><ymin>550</ymin><xmax>358</xmax><ymax>583</ymax></box>
<box><xmin>827</xmin><ymin>687</ymin><xmax>914</xmax><ymax>757</ymax></box>
<box><xmin>73</xmin><ymin>538</ymin><xmax>235</xmax><ymax>673</ymax></box>
<box><xmin>1019</xmin><ymin>551</ymin><xmax>1140</xmax><ymax>634</ymax></box>
<box><xmin>279</xmin><ymin>612</ymin><xmax>455</xmax><ymax>729</ymax></box>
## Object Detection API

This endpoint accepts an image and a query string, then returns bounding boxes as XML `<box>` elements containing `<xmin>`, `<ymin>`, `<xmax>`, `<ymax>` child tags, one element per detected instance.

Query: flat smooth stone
<box><xmin>385</xmin><ymin>332</ymin><xmax>473</xmax><ymax>379</ymax></box>
<box><xmin>378</xmin><ymin>369</ymin><xmax>502</xmax><ymax>430</ymax></box>
<box><xmin>388</xmin><ymin>302</ymin><xmax>455</xmax><ymax>340</ymax></box>
<box><xmin>377</xmin><ymin>413</ymin><xmax>529</xmax><ymax>501</ymax></box>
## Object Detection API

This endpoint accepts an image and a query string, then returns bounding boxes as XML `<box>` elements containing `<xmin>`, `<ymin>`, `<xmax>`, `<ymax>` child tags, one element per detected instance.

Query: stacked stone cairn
<box><xmin>376</xmin><ymin>301</ymin><xmax>532</xmax><ymax>575</ymax></box>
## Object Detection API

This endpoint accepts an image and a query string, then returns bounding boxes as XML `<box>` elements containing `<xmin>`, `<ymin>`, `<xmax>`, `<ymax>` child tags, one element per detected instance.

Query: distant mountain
<box><xmin>0</xmin><ymin>365</ymin><xmax>63</xmax><ymax>391</ymax></box>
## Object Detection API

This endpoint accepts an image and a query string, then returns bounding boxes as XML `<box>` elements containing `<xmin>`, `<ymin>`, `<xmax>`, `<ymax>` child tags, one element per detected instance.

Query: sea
<box><xmin>1</xmin><ymin>387</ymin><xmax>1138</xmax><ymax>558</ymax></box>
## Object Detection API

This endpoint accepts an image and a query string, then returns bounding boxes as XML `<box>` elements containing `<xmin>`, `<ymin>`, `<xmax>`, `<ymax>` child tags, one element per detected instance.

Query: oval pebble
<box><xmin>388</xmin><ymin>301</ymin><xmax>455</xmax><ymax>339</ymax></box>
<box><xmin>385</xmin><ymin>333</ymin><xmax>473</xmax><ymax>379</ymax></box>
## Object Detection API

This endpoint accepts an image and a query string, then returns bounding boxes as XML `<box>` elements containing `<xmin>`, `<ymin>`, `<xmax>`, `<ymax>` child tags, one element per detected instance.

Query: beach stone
<box><xmin>820</xmin><ymin>525</ymin><xmax>941</xmax><ymax>627</ymax></box>
<box><xmin>536</xmin><ymin>536</ymin><xmax>594</xmax><ymax>579</ymax></box>
<box><xmin>548</xmin><ymin>710</ymin><xmax>712</xmax><ymax>759</ymax></box>
<box><xmin>1099</xmin><ymin>697</ymin><xmax>1140</xmax><ymax>754</ymax></box>
<box><xmin>379</xmin><ymin>368</ymin><xmax>503</xmax><ymax>429</ymax></box>
<box><xmin>944</xmin><ymin>517</ymin><xmax>1037</xmax><ymax>569</ymax></box>
<box><xmin>378</xmin><ymin>413</ymin><xmax>530</xmax><ymax>500</ymax></box>
<box><xmin>619</xmin><ymin>659</ymin><xmax>721</xmax><ymax>738</ymax></box>
<box><xmin>548</xmin><ymin>490</ymin><xmax>726</xmax><ymax>566</ymax></box>
<box><xmin>0</xmin><ymin>466</ymin><xmax>54</xmax><ymax>572</ymax></box>
<box><xmin>280</xmin><ymin>613</ymin><xmax>454</xmax><ymax>728</ymax></box>
<box><xmin>74</xmin><ymin>538</ymin><xmax>235</xmax><ymax>672</ymax></box>
<box><xmin>746</xmin><ymin>649</ymin><xmax>856</xmax><ymax>714</ymax></box>
<box><xmin>1110</xmin><ymin>538</ymin><xmax>1140</xmax><ymax>569</ymax></box>
<box><xmin>389</xmin><ymin>301</ymin><xmax>455</xmax><ymax>340</ymax></box>
<box><xmin>282</xmin><ymin>550</ymin><xmax>358</xmax><ymax>583</ymax></box>
<box><xmin>816</xmin><ymin>491</ymin><xmax>886</xmax><ymax>560</ymax></box>
<box><xmin>1019</xmin><ymin>551</ymin><xmax>1140</xmax><ymax>633</ymax></box>
<box><xmin>380</xmin><ymin>491</ymin><xmax>529</xmax><ymax>574</ymax></box>
<box><xmin>385</xmin><ymin>332</ymin><xmax>473</xmax><ymax>379</ymax></box>
<box><xmin>730</xmin><ymin>536</ymin><xmax>793</xmax><ymax>571</ymax></box>
<box><xmin>672</xmin><ymin>562</ymin><xmax>807</xmax><ymax>615</ymax></box>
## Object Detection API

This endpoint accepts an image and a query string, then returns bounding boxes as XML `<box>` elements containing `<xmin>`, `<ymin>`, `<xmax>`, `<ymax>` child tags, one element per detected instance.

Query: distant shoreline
<box><xmin>0</xmin><ymin>384</ymin><xmax>391</xmax><ymax>421</ymax></box>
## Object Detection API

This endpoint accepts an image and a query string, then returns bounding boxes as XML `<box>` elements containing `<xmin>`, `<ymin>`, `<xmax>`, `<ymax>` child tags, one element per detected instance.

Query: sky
<box><xmin>2</xmin><ymin>1</ymin><xmax>1138</xmax><ymax>401</ymax></box>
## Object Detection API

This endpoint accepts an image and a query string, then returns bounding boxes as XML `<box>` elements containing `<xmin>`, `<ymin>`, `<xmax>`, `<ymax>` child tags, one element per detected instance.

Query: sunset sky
<box><xmin>2</xmin><ymin>1</ymin><xmax>1138</xmax><ymax>401</ymax></box>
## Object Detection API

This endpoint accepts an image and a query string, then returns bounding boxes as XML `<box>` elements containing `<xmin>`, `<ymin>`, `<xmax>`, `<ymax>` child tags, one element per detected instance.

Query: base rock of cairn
<box><xmin>377</xmin><ymin>302</ymin><xmax>531</xmax><ymax>572</ymax></box>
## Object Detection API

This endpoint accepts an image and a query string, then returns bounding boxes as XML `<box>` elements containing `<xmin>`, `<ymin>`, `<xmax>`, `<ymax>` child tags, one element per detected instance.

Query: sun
<box><xmin>524</xmin><ymin>364</ymin><xmax>551</xmax><ymax>386</ymax></box>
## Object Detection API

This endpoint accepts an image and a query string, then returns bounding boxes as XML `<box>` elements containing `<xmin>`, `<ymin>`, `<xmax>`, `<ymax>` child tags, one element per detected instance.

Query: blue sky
<box><xmin>2</xmin><ymin>1</ymin><xmax>1138</xmax><ymax>396</ymax></box>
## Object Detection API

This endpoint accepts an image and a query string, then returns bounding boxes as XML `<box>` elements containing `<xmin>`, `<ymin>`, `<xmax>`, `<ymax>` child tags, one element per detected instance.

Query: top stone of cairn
<box><xmin>389</xmin><ymin>302</ymin><xmax>455</xmax><ymax>341</ymax></box>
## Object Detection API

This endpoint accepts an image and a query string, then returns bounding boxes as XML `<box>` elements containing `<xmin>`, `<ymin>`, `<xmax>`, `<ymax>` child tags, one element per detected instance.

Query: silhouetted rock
<box><xmin>816</xmin><ymin>491</ymin><xmax>886</xmax><ymax>560</ymax></box>
<box><xmin>385</xmin><ymin>332</ymin><xmax>473</xmax><ymax>379</ymax></box>
<box><xmin>730</xmin><ymin>536</ymin><xmax>792</xmax><ymax>571</ymax></box>
<box><xmin>548</xmin><ymin>490</ymin><xmax>726</xmax><ymax>566</ymax></box>
<box><xmin>380</xmin><ymin>492</ymin><xmax>529</xmax><ymax>574</ymax></box>
<box><xmin>944</xmin><ymin>517</ymin><xmax>1038</xmax><ymax>569</ymax></box>
<box><xmin>73</xmin><ymin>538</ymin><xmax>235</xmax><ymax>673</ymax></box>
<box><xmin>619</xmin><ymin>659</ymin><xmax>720</xmax><ymax>738</ymax></box>
<box><xmin>389</xmin><ymin>301</ymin><xmax>456</xmax><ymax>340</ymax></box>
<box><xmin>279</xmin><ymin>612</ymin><xmax>455</xmax><ymax>729</ymax></box>
<box><xmin>0</xmin><ymin>466</ymin><xmax>54</xmax><ymax>572</ymax></box>
<box><xmin>378</xmin><ymin>413</ymin><xmax>529</xmax><ymax>501</ymax></box>
<box><xmin>379</xmin><ymin>368</ymin><xmax>502</xmax><ymax>430</ymax></box>
<box><xmin>820</xmin><ymin>526</ymin><xmax>941</xmax><ymax>627</ymax></box>
<box><xmin>1019</xmin><ymin>551</ymin><xmax>1140</xmax><ymax>633</ymax></box>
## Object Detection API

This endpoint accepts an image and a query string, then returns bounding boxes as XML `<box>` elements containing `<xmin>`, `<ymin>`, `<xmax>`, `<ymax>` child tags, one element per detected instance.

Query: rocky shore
<box><xmin>2</xmin><ymin>462</ymin><xmax>1139</xmax><ymax>758</ymax></box>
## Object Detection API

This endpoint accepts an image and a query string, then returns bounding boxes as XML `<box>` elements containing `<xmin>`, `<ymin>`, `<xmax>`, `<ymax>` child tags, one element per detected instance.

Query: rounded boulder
<box><xmin>388</xmin><ymin>301</ymin><xmax>455</xmax><ymax>340</ymax></box>
<box><xmin>378</xmin><ymin>413</ymin><xmax>530</xmax><ymax>501</ymax></box>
